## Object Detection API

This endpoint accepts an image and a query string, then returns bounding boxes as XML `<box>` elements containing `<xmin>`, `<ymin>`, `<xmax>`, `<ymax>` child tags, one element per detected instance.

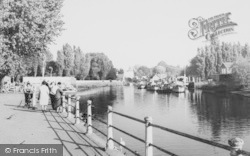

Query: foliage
<box><xmin>73</xmin><ymin>46</ymin><xmax>82</xmax><ymax>76</ymax></box>
<box><xmin>134</xmin><ymin>65</ymin><xmax>151</xmax><ymax>78</ymax></box>
<box><xmin>86</xmin><ymin>53</ymin><xmax>113</xmax><ymax>80</ymax></box>
<box><xmin>106</xmin><ymin>68</ymin><xmax>117</xmax><ymax>80</ymax></box>
<box><xmin>232</xmin><ymin>58</ymin><xmax>250</xmax><ymax>88</ymax></box>
<box><xmin>0</xmin><ymin>0</ymin><xmax>64</xmax><ymax>79</ymax></box>
<box><xmin>187</xmin><ymin>42</ymin><xmax>250</xmax><ymax>79</ymax></box>
<box><xmin>62</xmin><ymin>43</ymin><xmax>74</xmax><ymax>76</ymax></box>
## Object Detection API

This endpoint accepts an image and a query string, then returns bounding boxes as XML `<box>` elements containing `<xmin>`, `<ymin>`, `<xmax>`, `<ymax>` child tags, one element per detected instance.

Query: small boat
<box><xmin>157</xmin><ymin>83</ymin><xmax>173</xmax><ymax>93</ymax></box>
<box><xmin>138</xmin><ymin>84</ymin><xmax>146</xmax><ymax>89</ymax></box>
<box><xmin>172</xmin><ymin>84</ymin><xmax>185</xmax><ymax>93</ymax></box>
<box><xmin>146</xmin><ymin>82</ymin><xmax>160</xmax><ymax>91</ymax></box>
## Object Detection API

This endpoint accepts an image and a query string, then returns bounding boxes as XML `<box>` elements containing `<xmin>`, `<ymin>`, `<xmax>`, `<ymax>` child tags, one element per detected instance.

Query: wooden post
<box><xmin>145</xmin><ymin>116</ymin><xmax>153</xmax><ymax>156</ymax></box>
<box><xmin>87</xmin><ymin>100</ymin><xmax>93</xmax><ymax>134</ymax></box>
<box><xmin>228</xmin><ymin>138</ymin><xmax>244</xmax><ymax>156</ymax></box>
<box><xmin>62</xmin><ymin>92</ymin><xmax>66</xmax><ymax>113</ymax></box>
<box><xmin>75</xmin><ymin>96</ymin><xmax>80</xmax><ymax>124</ymax></box>
<box><xmin>67</xmin><ymin>95</ymin><xmax>72</xmax><ymax>118</ymax></box>
<box><xmin>107</xmin><ymin>105</ymin><xmax>114</xmax><ymax>149</ymax></box>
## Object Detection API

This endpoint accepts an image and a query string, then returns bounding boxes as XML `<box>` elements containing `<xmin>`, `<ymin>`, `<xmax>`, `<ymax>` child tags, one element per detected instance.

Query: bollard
<box><xmin>62</xmin><ymin>92</ymin><xmax>66</xmax><ymax>113</ymax></box>
<box><xmin>75</xmin><ymin>96</ymin><xmax>80</xmax><ymax>124</ymax></box>
<box><xmin>228</xmin><ymin>138</ymin><xmax>244</xmax><ymax>156</ymax></box>
<box><xmin>145</xmin><ymin>116</ymin><xmax>153</xmax><ymax>156</ymax></box>
<box><xmin>107</xmin><ymin>105</ymin><xmax>114</xmax><ymax>149</ymax></box>
<box><xmin>87</xmin><ymin>100</ymin><xmax>93</xmax><ymax>134</ymax></box>
<box><xmin>67</xmin><ymin>95</ymin><xmax>72</xmax><ymax>118</ymax></box>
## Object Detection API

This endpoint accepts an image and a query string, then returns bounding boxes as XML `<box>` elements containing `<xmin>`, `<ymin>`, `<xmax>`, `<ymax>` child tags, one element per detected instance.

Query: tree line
<box><xmin>186</xmin><ymin>41</ymin><xmax>250</xmax><ymax>79</ymax></box>
<box><xmin>0</xmin><ymin>0</ymin><xmax>118</xmax><ymax>81</ymax></box>
<box><xmin>186</xmin><ymin>40</ymin><xmax>250</xmax><ymax>88</ymax></box>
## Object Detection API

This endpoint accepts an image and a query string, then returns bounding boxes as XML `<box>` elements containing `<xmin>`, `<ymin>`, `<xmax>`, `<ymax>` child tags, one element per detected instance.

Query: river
<box><xmin>78</xmin><ymin>86</ymin><xmax>250</xmax><ymax>156</ymax></box>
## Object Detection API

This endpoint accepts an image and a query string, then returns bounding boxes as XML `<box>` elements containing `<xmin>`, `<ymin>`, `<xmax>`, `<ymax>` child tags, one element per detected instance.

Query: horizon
<box><xmin>48</xmin><ymin>0</ymin><xmax>250</xmax><ymax>70</ymax></box>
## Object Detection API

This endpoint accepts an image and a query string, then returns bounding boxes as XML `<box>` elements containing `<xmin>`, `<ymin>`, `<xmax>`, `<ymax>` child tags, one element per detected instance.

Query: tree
<box><xmin>0</xmin><ymin>0</ymin><xmax>64</xmax><ymax>79</ymax></box>
<box><xmin>232</xmin><ymin>57</ymin><xmax>250</xmax><ymax>88</ymax></box>
<box><xmin>86</xmin><ymin>53</ymin><xmax>113</xmax><ymax>80</ymax></box>
<box><xmin>73</xmin><ymin>46</ymin><xmax>82</xmax><ymax>76</ymax></box>
<box><xmin>134</xmin><ymin>66</ymin><xmax>151</xmax><ymax>78</ymax></box>
<box><xmin>106</xmin><ymin>68</ymin><xmax>117</xmax><ymax>80</ymax></box>
<box><xmin>62</xmin><ymin>44</ymin><xmax>74</xmax><ymax>76</ymax></box>
<box><xmin>57</xmin><ymin>50</ymin><xmax>64</xmax><ymax>76</ymax></box>
<box><xmin>45</xmin><ymin>61</ymin><xmax>60</xmax><ymax>76</ymax></box>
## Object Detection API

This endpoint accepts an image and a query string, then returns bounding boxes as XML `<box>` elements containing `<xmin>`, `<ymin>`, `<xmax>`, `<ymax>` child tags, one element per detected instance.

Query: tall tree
<box><xmin>0</xmin><ymin>0</ymin><xmax>64</xmax><ymax>79</ymax></box>
<box><xmin>57</xmin><ymin>50</ymin><xmax>64</xmax><ymax>76</ymax></box>
<box><xmin>62</xmin><ymin>43</ymin><xmax>74</xmax><ymax>76</ymax></box>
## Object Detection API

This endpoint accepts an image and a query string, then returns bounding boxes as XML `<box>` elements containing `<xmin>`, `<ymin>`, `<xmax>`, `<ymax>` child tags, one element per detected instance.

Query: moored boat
<box><xmin>172</xmin><ymin>84</ymin><xmax>185</xmax><ymax>93</ymax></box>
<box><xmin>157</xmin><ymin>83</ymin><xmax>173</xmax><ymax>93</ymax></box>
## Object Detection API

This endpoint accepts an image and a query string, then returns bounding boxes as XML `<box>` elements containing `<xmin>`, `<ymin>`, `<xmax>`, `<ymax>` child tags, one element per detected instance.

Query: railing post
<box><xmin>75</xmin><ymin>96</ymin><xmax>80</xmax><ymax>124</ymax></box>
<box><xmin>107</xmin><ymin>105</ymin><xmax>114</xmax><ymax>149</ymax></box>
<box><xmin>32</xmin><ymin>87</ymin><xmax>36</xmax><ymax>107</ymax></box>
<box><xmin>67</xmin><ymin>95</ymin><xmax>72</xmax><ymax>118</ymax></box>
<box><xmin>87</xmin><ymin>99</ymin><xmax>93</xmax><ymax>134</ymax></box>
<box><xmin>228</xmin><ymin>138</ymin><xmax>244</xmax><ymax>156</ymax></box>
<box><xmin>145</xmin><ymin>116</ymin><xmax>153</xmax><ymax>156</ymax></box>
<box><xmin>62</xmin><ymin>92</ymin><xmax>66</xmax><ymax>113</ymax></box>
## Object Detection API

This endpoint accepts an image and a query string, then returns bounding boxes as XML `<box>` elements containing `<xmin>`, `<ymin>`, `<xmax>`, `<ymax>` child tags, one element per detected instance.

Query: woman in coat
<box><xmin>54</xmin><ymin>82</ymin><xmax>63</xmax><ymax>113</ymax></box>
<box><xmin>39</xmin><ymin>81</ymin><xmax>50</xmax><ymax>112</ymax></box>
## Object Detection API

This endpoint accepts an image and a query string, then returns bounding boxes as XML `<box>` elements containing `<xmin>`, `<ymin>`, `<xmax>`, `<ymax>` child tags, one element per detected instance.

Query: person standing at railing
<box><xmin>54</xmin><ymin>82</ymin><xmax>63</xmax><ymax>113</ymax></box>
<box><xmin>38</xmin><ymin>80</ymin><xmax>50</xmax><ymax>112</ymax></box>
<box><xmin>49</xmin><ymin>82</ymin><xmax>57</xmax><ymax>110</ymax></box>
<box><xmin>23</xmin><ymin>82</ymin><xmax>34</xmax><ymax>108</ymax></box>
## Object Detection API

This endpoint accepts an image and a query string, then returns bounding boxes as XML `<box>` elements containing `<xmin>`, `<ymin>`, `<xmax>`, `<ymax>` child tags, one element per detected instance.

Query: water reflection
<box><xmin>78</xmin><ymin>86</ymin><xmax>250</xmax><ymax>155</ymax></box>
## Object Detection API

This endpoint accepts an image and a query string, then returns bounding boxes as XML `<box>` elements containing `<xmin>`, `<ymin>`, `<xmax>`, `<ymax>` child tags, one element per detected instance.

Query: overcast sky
<box><xmin>48</xmin><ymin>0</ymin><xmax>250</xmax><ymax>69</ymax></box>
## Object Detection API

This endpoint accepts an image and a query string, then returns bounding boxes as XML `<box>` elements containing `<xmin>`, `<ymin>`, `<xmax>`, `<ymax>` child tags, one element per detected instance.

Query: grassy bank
<box><xmin>76</xmin><ymin>80</ymin><xmax>123</xmax><ymax>92</ymax></box>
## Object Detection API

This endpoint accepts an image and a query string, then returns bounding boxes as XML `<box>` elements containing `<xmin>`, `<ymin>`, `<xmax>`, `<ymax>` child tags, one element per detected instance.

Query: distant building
<box><xmin>220</xmin><ymin>62</ymin><xmax>234</xmax><ymax>74</ymax></box>
<box><xmin>123</xmin><ymin>67</ymin><xmax>135</xmax><ymax>81</ymax></box>
<box><xmin>150</xmin><ymin>74</ymin><xmax>167</xmax><ymax>82</ymax></box>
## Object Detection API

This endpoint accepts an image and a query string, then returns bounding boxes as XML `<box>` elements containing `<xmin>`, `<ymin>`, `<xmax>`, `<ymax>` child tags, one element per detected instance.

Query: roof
<box><xmin>221</xmin><ymin>62</ymin><xmax>233</xmax><ymax>69</ymax></box>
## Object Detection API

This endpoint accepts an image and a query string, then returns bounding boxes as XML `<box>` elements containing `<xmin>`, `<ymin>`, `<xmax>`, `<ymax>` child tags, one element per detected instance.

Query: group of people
<box><xmin>23</xmin><ymin>80</ymin><xmax>63</xmax><ymax>113</ymax></box>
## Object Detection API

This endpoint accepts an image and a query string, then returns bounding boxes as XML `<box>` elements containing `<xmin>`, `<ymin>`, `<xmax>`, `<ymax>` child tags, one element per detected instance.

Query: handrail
<box><xmin>108</xmin><ymin>108</ymin><xmax>250</xmax><ymax>156</ymax></box>
<box><xmin>112</xmin><ymin>125</ymin><xmax>145</xmax><ymax>143</ymax></box>
<box><xmin>112</xmin><ymin>110</ymin><xmax>145</xmax><ymax>124</ymax></box>
<box><xmin>60</xmin><ymin>96</ymin><xmax>250</xmax><ymax>156</ymax></box>
<box><xmin>150</xmin><ymin>123</ymin><xmax>232</xmax><ymax>151</ymax></box>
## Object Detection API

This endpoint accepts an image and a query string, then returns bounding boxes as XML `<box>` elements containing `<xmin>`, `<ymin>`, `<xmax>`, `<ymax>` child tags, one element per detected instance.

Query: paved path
<box><xmin>0</xmin><ymin>93</ymin><xmax>124</xmax><ymax>156</ymax></box>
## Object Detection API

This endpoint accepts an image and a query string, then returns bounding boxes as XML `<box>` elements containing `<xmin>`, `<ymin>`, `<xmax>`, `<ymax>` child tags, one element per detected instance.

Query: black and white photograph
<box><xmin>1</xmin><ymin>0</ymin><xmax>250</xmax><ymax>156</ymax></box>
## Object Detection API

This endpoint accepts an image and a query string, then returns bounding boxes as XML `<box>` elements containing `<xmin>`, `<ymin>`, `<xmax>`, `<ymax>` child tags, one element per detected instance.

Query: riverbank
<box><xmin>76</xmin><ymin>80</ymin><xmax>123</xmax><ymax>92</ymax></box>
<box><xmin>0</xmin><ymin>93</ymin><xmax>124</xmax><ymax>156</ymax></box>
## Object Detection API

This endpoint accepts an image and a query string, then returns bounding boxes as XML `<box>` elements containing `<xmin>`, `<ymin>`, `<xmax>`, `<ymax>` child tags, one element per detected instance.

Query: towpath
<box><xmin>0</xmin><ymin>93</ymin><xmax>123</xmax><ymax>156</ymax></box>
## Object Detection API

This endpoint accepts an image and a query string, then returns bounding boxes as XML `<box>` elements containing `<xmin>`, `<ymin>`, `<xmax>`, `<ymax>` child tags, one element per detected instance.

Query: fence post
<box><xmin>107</xmin><ymin>105</ymin><xmax>114</xmax><ymax>150</ymax></box>
<box><xmin>75</xmin><ymin>96</ymin><xmax>80</xmax><ymax>124</ymax></box>
<box><xmin>145</xmin><ymin>116</ymin><xmax>153</xmax><ymax>156</ymax></box>
<box><xmin>228</xmin><ymin>138</ymin><xmax>244</xmax><ymax>156</ymax></box>
<box><xmin>32</xmin><ymin>87</ymin><xmax>36</xmax><ymax>107</ymax></box>
<box><xmin>87</xmin><ymin>99</ymin><xmax>93</xmax><ymax>134</ymax></box>
<box><xmin>62</xmin><ymin>92</ymin><xmax>66</xmax><ymax>113</ymax></box>
<box><xmin>67</xmin><ymin>95</ymin><xmax>72</xmax><ymax>118</ymax></box>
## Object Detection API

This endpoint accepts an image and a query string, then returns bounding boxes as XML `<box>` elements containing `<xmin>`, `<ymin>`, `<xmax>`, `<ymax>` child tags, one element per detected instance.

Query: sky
<box><xmin>48</xmin><ymin>0</ymin><xmax>250</xmax><ymax>69</ymax></box>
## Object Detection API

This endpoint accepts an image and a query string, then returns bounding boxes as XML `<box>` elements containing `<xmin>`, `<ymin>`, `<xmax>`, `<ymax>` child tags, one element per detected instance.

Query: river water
<box><xmin>78</xmin><ymin>86</ymin><xmax>250</xmax><ymax>156</ymax></box>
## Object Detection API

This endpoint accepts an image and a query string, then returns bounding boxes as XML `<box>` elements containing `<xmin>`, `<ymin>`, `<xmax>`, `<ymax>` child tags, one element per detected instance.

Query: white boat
<box><xmin>172</xmin><ymin>84</ymin><xmax>185</xmax><ymax>93</ymax></box>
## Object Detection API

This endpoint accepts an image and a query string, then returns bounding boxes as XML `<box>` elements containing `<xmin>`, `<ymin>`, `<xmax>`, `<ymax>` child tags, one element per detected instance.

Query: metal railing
<box><xmin>61</xmin><ymin>95</ymin><xmax>250</xmax><ymax>156</ymax></box>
